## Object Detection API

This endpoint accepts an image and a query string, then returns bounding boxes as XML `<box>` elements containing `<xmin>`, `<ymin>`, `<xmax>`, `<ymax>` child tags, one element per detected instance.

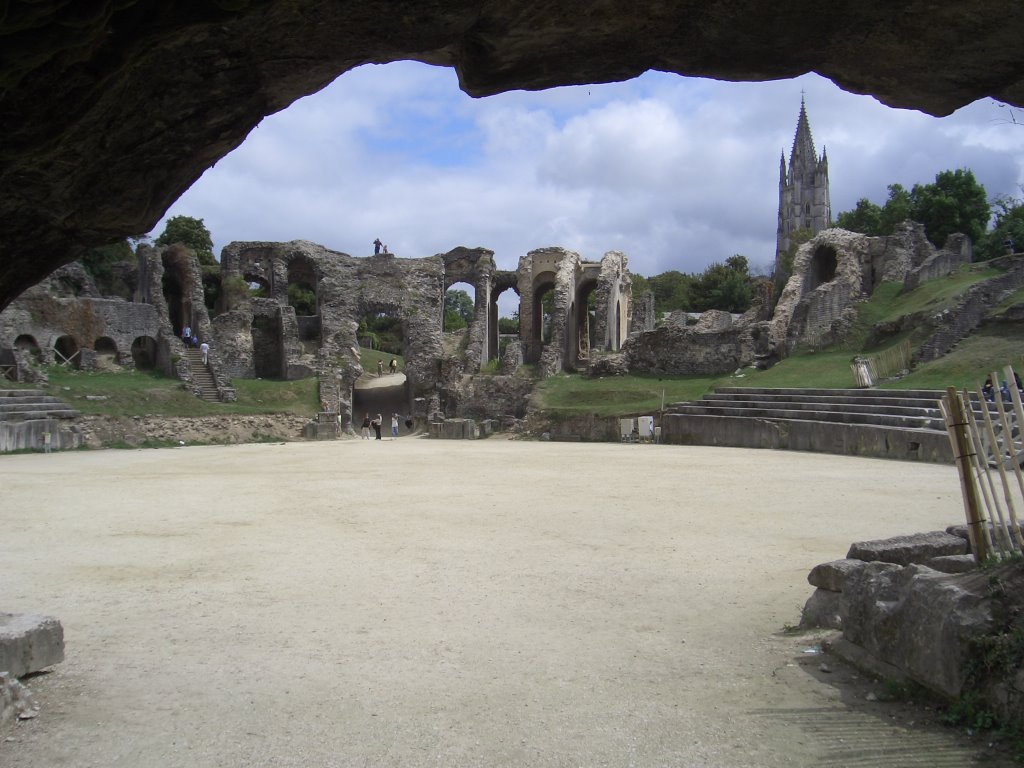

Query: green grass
<box><xmin>46</xmin><ymin>367</ymin><xmax>319</xmax><ymax>417</ymax></box>
<box><xmin>882</xmin><ymin>324</ymin><xmax>1024</xmax><ymax>392</ymax></box>
<box><xmin>535</xmin><ymin>372</ymin><xmax>728</xmax><ymax>415</ymax></box>
<box><xmin>359</xmin><ymin>348</ymin><xmax>404</xmax><ymax>374</ymax></box>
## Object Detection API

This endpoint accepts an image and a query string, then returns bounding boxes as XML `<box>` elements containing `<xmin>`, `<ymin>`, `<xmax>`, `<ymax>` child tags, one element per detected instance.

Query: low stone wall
<box><xmin>661</xmin><ymin>412</ymin><xmax>952</xmax><ymax>463</ymax></box>
<box><xmin>76</xmin><ymin>414</ymin><xmax>311</xmax><ymax>448</ymax></box>
<box><xmin>801</xmin><ymin>527</ymin><xmax>1024</xmax><ymax>728</ymax></box>
<box><xmin>0</xmin><ymin>417</ymin><xmax>82</xmax><ymax>452</ymax></box>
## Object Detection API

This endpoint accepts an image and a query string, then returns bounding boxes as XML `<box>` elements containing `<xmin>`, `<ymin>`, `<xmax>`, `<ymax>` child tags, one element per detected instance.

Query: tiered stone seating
<box><xmin>0</xmin><ymin>388</ymin><xmax>82</xmax><ymax>452</ymax></box>
<box><xmin>0</xmin><ymin>389</ymin><xmax>80</xmax><ymax>421</ymax></box>
<box><xmin>662</xmin><ymin>387</ymin><xmax>956</xmax><ymax>463</ymax></box>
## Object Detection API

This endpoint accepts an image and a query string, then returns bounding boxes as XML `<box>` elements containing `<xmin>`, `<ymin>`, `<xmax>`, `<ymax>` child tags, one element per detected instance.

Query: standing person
<box><xmin>373</xmin><ymin>238</ymin><xmax>382</xmax><ymax>255</ymax></box>
<box><xmin>389</xmin><ymin>358</ymin><xmax>397</xmax><ymax>375</ymax></box>
<box><xmin>372</xmin><ymin>414</ymin><xmax>383</xmax><ymax>440</ymax></box>
<box><xmin>182</xmin><ymin>325</ymin><xmax>192</xmax><ymax>345</ymax></box>
<box><xmin>42</xmin><ymin>430</ymin><xmax>51</xmax><ymax>454</ymax></box>
<box><xmin>391</xmin><ymin>413</ymin><xmax>399</xmax><ymax>439</ymax></box>
<box><xmin>376</xmin><ymin>359</ymin><xmax>384</xmax><ymax>377</ymax></box>
<box><xmin>361</xmin><ymin>413</ymin><xmax>371</xmax><ymax>440</ymax></box>
<box><xmin>200</xmin><ymin>340</ymin><xmax>210</xmax><ymax>365</ymax></box>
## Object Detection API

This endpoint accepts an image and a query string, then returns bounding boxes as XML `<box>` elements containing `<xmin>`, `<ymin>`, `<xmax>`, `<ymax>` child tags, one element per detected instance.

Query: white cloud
<box><xmin>155</xmin><ymin>63</ymin><xmax>1024</xmax><ymax>304</ymax></box>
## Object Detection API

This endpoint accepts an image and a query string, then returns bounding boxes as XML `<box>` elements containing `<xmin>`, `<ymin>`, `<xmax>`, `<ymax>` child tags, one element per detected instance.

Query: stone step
<box><xmin>0</xmin><ymin>409</ymin><xmax>80</xmax><ymax>422</ymax></box>
<box><xmin>671</xmin><ymin>403</ymin><xmax>945</xmax><ymax>431</ymax></box>
<box><xmin>693</xmin><ymin>396</ymin><xmax>941</xmax><ymax>418</ymax></box>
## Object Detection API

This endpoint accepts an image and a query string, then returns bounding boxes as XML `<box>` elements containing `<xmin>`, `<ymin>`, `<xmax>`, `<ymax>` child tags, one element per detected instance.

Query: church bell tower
<box><xmin>774</xmin><ymin>97</ymin><xmax>831</xmax><ymax>279</ymax></box>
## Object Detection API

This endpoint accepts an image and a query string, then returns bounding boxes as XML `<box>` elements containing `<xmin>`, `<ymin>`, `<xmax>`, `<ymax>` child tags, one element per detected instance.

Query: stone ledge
<box><xmin>0</xmin><ymin>612</ymin><xmax>64</xmax><ymax>679</ymax></box>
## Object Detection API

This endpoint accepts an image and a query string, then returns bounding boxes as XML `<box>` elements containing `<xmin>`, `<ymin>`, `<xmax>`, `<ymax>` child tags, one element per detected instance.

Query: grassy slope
<box><xmin>536</xmin><ymin>262</ymin><xmax>1018</xmax><ymax>412</ymax></box>
<box><xmin>44</xmin><ymin>368</ymin><xmax>319</xmax><ymax>417</ymax></box>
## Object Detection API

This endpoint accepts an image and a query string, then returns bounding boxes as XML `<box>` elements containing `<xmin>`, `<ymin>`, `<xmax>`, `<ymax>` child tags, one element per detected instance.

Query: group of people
<box><xmin>360</xmin><ymin>412</ymin><xmax>402</xmax><ymax>440</ymax></box>
<box><xmin>181</xmin><ymin>325</ymin><xmax>210</xmax><ymax>364</ymax></box>
<box><xmin>373</xmin><ymin>238</ymin><xmax>389</xmax><ymax>255</ymax></box>
<box><xmin>376</xmin><ymin>358</ymin><xmax>399</xmax><ymax>376</ymax></box>
<box><xmin>983</xmin><ymin>372</ymin><xmax>1024</xmax><ymax>403</ymax></box>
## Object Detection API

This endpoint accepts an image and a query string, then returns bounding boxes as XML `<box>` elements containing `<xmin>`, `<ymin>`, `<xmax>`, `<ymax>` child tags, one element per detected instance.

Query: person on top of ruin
<box><xmin>373</xmin><ymin>238</ymin><xmax>382</xmax><ymax>255</ymax></box>
<box><xmin>389</xmin><ymin>358</ymin><xmax>397</xmax><ymax>375</ymax></box>
<box><xmin>383</xmin><ymin>244</ymin><xmax>389</xmax><ymax>255</ymax></box>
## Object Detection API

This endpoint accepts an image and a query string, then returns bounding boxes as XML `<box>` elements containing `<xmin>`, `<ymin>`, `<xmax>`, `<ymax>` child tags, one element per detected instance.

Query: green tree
<box><xmin>156</xmin><ymin>215</ymin><xmax>216</xmax><ymax>266</ymax></box>
<box><xmin>879</xmin><ymin>183</ymin><xmax>913</xmax><ymax>234</ymax></box>
<box><xmin>647</xmin><ymin>270</ymin><xmax>695</xmax><ymax>314</ymax></box>
<box><xmin>288</xmin><ymin>283</ymin><xmax>316</xmax><ymax>315</ymax></box>
<box><xmin>691</xmin><ymin>259</ymin><xmax>752</xmax><ymax>313</ymax></box>
<box><xmin>836</xmin><ymin>198</ymin><xmax>883</xmax><ymax>235</ymax></box>
<box><xmin>909</xmin><ymin>169</ymin><xmax>990</xmax><ymax>247</ymax></box>
<box><xmin>444</xmin><ymin>288</ymin><xmax>474</xmax><ymax>330</ymax></box>
<box><xmin>975</xmin><ymin>195</ymin><xmax>1024</xmax><ymax>261</ymax></box>
<box><xmin>498</xmin><ymin>312</ymin><xmax>519</xmax><ymax>334</ymax></box>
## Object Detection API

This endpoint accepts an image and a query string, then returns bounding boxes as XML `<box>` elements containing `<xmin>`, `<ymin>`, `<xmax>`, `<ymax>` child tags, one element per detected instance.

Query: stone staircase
<box><xmin>181</xmin><ymin>348</ymin><xmax>219</xmax><ymax>402</ymax></box>
<box><xmin>0</xmin><ymin>388</ymin><xmax>82</xmax><ymax>452</ymax></box>
<box><xmin>661</xmin><ymin>387</ymin><xmax>961</xmax><ymax>463</ymax></box>
<box><xmin>0</xmin><ymin>389</ymin><xmax>80</xmax><ymax>422</ymax></box>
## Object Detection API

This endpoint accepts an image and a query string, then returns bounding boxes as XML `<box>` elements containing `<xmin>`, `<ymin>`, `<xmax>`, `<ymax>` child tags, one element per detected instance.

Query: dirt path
<box><xmin>0</xmin><ymin>438</ymin><xmax>1012</xmax><ymax>767</ymax></box>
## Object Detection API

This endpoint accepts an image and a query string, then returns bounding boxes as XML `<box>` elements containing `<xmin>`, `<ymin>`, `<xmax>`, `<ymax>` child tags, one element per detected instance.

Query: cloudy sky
<box><xmin>155</xmin><ymin>61</ymin><xmax>1024</xmax><ymax>310</ymax></box>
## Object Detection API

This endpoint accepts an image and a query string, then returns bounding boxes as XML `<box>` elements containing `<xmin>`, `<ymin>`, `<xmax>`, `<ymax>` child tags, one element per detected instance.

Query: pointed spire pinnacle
<box><xmin>789</xmin><ymin>95</ymin><xmax>817</xmax><ymax>167</ymax></box>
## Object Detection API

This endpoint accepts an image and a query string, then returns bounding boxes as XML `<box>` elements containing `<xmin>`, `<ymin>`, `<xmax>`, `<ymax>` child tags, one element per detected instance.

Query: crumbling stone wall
<box><xmin>624</xmin><ymin>310</ymin><xmax>744</xmax><ymax>375</ymax></box>
<box><xmin>0</xmin><ymin>263</ymin><xmax>164</xmax><ymax>371</ymax></box>
<box><xmin>771</xmin><ymin>223</ymin><xmax>971</xmax><ymax>354</ymax></box>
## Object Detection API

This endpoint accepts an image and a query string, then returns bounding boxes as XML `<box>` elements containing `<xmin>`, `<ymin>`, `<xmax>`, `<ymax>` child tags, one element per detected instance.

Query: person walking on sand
<box><xmin>372</xmin><ymin>414</ymin><xmax>383</xmax><ymax>440</ymax></box>
<box><xmin>391</xmin><ymin>413</ymin><xmax>399</xmax><ymax>440</ymax></box>
<box><xmin>361</xmin><ymin>413</ymin><xmax>371</xmax><ymax>440</ymax></box>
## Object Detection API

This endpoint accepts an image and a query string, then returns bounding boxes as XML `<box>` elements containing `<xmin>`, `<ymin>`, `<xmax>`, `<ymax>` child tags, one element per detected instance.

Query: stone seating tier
<box><xmin>662</xmin><ymin>387</ymin><xmax>959</xmax><ymax>463</ymax></box>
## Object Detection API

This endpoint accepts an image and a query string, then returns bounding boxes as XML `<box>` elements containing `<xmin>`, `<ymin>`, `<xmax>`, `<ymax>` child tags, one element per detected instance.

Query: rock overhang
<box><xmin>2</xmin><ymin>1</ymin><xmax>1024</xmax><ymax>310</ymax></box>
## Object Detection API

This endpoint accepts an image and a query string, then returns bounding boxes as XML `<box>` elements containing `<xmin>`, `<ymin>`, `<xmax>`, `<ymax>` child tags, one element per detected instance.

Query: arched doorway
<box><xmin>54</xmin><ymin>335</ymin><xmax>80</xmax><ymax>368</ymax></box>
<box><xmin>131</xmin><ymin>336</ymin><xmax>158</xmax><ymax>370</ymax></box>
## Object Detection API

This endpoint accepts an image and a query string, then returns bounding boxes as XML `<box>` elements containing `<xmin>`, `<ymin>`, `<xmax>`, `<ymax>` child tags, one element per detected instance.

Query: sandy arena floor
<box><xmin>0</xmin><ymin>437</ymin><xmax>1013</xmax><ymax>767</ymax></box>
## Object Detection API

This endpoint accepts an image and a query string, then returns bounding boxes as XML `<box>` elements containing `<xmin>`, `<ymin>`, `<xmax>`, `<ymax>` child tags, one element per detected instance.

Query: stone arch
<box><xmin>490</xmin><ymin>272</ymin><xmax>520</xmax><ymax>362</ymax></box>
<box><xmin>251</xmin><ymin>312</ymin><xmax>284</xmax><ymax>379</ymax></box>
<box><xmin>161</xmin><ymin>248</ymin><xmax>193</xmax><ymax>336</ymax></box>
<box><xmin>202</xmin><ymin>272</ymin><xmax>223</xmax><ymax>316</ymax></box>
<box><xmin>286</xmin><ymin>253</ymin><xmax>319</xmax><ymax>316</ymax></box>
<box><xmin>131</xmin><ymin>336</ymin><xmax>158</xmax><ymax>370</ymax></box>
<box><xmin>53</xmin><ymin>335</ymin><xmax>80</xmax><ymax>368</ymax></box>
<box><xmin>14</xmin><ymin>334</ymin><xmax>42</xmax><ymax>362</ymax></box>
<box><xmin>529</xmin><ymin>271</ymin><xmax>557</xmax><ymax>362</ymax></box>
<box><xmin>808</xmin><ymin>245</ymin><xmax>838</xmax><ymax>290</ymax></box>
<box><xmin>571</xmin><ymin>277</ymin><xmax>599</xmax><ymax>368</ymax></box>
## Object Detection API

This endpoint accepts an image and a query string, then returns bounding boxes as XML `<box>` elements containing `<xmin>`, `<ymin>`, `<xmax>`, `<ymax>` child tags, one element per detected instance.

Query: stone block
<box><xmin>841</xmin><ymin>563</ymin><xmax>995</xmax><ymax>698</ymax></box>
<box><xmin>847</xmin><ymin>530</ymin><xmax>967</xmax><ymax>565</ymax></box>
<box><xmin>0</xmin><ymin>613</ymin><xmax>64</xmax><ymax>679</ymax></box>
<box><xmin>925</xmin><ymin>554</ymin><xmax>978</xmax><ymax>574</ymax></box>
<box><xmin>800</xmin><ymin>588</ymin><xmax>843</xmax><ymax>630</ymax></box>
<box><xmin>807</xmin><ymin>558</ymin><xmax>865</xmax><ymax>592</ymax></box>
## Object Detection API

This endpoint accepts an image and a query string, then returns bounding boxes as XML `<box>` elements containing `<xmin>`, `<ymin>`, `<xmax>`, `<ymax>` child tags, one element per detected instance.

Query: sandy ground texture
<box><xmin>0</xmin><ymin>437</ymin><xmax>1015</xmax><ymax>767</ymax></box>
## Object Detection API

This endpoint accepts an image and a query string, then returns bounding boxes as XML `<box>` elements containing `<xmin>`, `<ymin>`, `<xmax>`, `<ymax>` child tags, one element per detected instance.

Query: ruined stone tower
<box><xmin>774</xmin><ymin>98</ymin><xmax>831</xmax><ymax>279</ymax></box>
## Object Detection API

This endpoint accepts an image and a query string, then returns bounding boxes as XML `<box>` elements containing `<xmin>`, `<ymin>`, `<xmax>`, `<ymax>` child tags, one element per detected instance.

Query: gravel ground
<box><xmin>0</xmin><ymin>437</ymin><xmax>1013</xmax><ymax>767</ymax></box>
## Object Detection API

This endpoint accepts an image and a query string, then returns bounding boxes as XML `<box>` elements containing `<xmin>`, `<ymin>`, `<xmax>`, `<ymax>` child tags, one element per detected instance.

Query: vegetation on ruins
<box><xmin>835</xmin><ymin>168</ymin><xmax>991</xmax><ymax>251</ymax></box>
<box><xmin>443</xmin><ymin>288</ymin><xmax>475</xmax><ymax>330</ymax></box>
<box><xmin>155</xmin><ymin>215</ymin><xmax>216</xmax><ymax>266</ymax></box>
<box><xmin>41</xmin><ymin>367</ymin><xmax>319</xmax><ymax>418</ymax></box>
<box><xmin>634</xmin><ymin>254</ymin><xmax>758</xmax><ymax>316</ymax></box>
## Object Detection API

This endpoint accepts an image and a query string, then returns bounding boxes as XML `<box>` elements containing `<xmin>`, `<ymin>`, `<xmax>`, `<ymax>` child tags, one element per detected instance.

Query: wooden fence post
<box><xmin>944</xmin><ymin>387</ymin><xmax>988</xmax><ymax>563</ymax></box>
